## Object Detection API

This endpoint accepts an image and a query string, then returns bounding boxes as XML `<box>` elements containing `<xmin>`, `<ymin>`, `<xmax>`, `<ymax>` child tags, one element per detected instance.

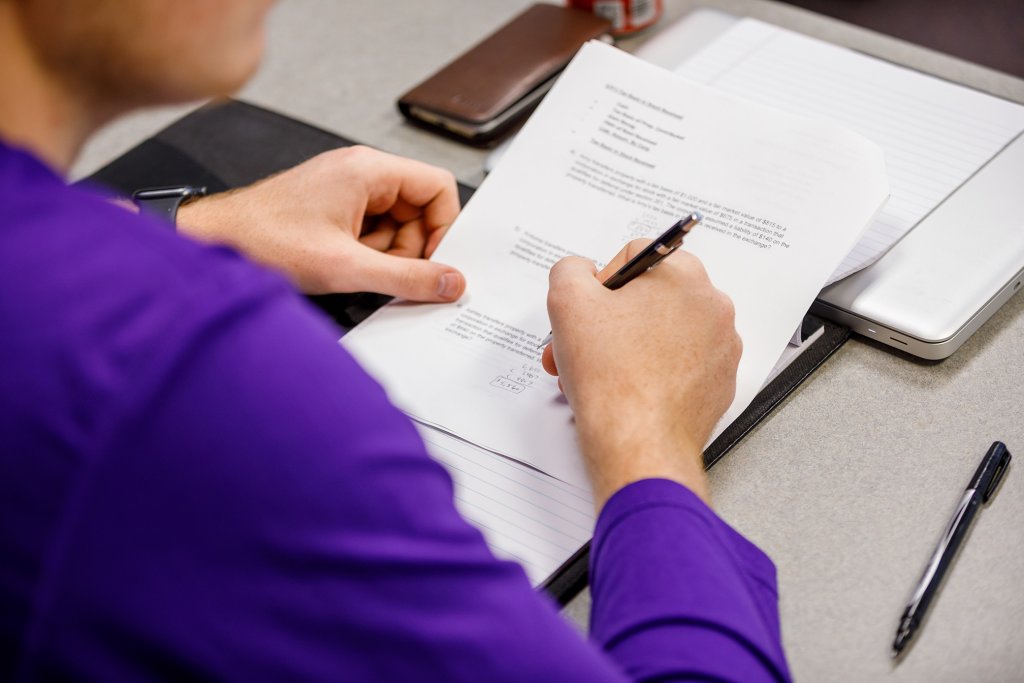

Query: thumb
<box><xmin>350</xmin><ymin>246</ymin><xmax>466</xmax><ymax>302</ymax></box>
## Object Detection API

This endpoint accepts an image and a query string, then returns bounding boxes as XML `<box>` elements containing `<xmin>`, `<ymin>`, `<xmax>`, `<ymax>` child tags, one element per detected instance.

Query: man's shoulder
<box><xmin>0</xmin><ymin>142</ymin><xmax>301</xmax><ymax>454</ymax></box>
<box><xmin>0</xmin><ymin>146</ymin><xmax>456</xmax><ymax>681</ymax></box>
<box><xmin>0</xmin><ymin>143</ymin><xmax>320</xmax><ymax>672</ymax></box>
<box><xmin>3</xmin><ymin>149</ymin><xmax>270</xmax><ymax>308</ymax></box>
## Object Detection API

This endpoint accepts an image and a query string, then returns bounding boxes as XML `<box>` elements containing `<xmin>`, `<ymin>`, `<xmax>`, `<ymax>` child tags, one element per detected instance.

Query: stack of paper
<box><xmin>344</xmin><ymin>39</ymin><xmax>888</xmax><ymax>489</ymax></box>
<box><xmin>342</xmin><ymin>19</ymin><xmax>1023</xmax><ymax>585</ymax></box>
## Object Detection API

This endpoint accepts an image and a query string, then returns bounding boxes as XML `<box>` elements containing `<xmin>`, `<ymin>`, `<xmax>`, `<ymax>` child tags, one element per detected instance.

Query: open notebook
<box><xmin>658</xmin><ymin>18</ymin><xmax>1024</xmax><ymax>283</ymax></box>
<box><xmin>421</xmin><ymin>427</ymin><xmax>596</xmax><ymax>586</ymax></box>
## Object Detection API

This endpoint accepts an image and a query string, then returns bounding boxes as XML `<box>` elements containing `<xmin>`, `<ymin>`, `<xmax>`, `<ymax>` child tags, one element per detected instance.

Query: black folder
<box><xmin>86</xmin><ymin>99</ymin><xmax>849</xmax><ymax>605</ymax></box>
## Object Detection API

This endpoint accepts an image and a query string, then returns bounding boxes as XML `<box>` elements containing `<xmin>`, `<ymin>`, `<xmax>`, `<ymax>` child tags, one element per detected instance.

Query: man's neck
<box><xmin>0</xmin><ymin>7</ymin><xmax>104</xmax><ymax>174</ymax></box>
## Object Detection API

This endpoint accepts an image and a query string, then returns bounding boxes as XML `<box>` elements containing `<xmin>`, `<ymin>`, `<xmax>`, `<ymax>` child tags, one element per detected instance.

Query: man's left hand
<box><xmin>176</xmin><ymin>146</ymin><xmax>465</xmax><ymax>301</ymax></box>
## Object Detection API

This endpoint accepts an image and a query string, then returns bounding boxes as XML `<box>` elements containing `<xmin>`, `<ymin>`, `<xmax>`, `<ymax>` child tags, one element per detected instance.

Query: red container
<box><xmin>568</xmin><ymin>0</ymin><xmax>663</xmax><ymax>36</ymax></box>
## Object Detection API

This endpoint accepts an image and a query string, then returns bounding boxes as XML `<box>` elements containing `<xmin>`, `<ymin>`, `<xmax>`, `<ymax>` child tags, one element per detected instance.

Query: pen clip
<box><xmin>654</xmin><ymin>242</ymin><xmax>678</xmax><ymax>256</ymax></box>
<box><xmin>650</xmin><ymin>213</ymin><xmax>699</xmax><ymax>259</ymax></box>
<box><xmin>983</xmin><ymin>442</ymin><xmax>1011</xmax><ymax>503</ymax></box>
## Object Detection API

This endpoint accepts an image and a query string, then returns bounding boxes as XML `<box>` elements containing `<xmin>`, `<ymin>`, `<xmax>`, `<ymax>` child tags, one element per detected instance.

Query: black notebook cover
<box><xmin>86</xmin><ymin>99</ymin><xmax>850</xmax><ymax>605</ymax></box>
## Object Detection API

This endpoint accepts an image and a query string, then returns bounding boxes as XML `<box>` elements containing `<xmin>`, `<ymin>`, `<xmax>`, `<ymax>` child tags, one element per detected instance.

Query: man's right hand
<box><xmin>541</xmin><ymin>241</ymin><xmax>741</xmax><ymax>509</ymax></box>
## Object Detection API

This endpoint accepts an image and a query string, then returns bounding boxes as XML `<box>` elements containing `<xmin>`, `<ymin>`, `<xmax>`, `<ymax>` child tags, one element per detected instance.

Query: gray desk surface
<box><xmin>73</xmin><ymin>1</ymin><xmax>1024</xmax><ymax>680</ymax></box>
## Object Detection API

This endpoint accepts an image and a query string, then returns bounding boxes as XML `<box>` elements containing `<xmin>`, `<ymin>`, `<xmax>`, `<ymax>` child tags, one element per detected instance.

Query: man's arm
<box><xmin>23</xmin><ymin>274</ymin><xmax>628</xmax><ymax>682</ymax></box>
<box><xmin>543</xmin><ymin>242</ymin><xmax>792</xmax><ymax>680</ymax></box>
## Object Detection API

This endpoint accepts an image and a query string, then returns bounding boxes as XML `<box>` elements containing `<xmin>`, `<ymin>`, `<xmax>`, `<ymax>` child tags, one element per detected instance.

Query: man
<box><xmin>0</xmin><ymin>1</ymin><xmax>790</xmax><ymax>681</ymax></box>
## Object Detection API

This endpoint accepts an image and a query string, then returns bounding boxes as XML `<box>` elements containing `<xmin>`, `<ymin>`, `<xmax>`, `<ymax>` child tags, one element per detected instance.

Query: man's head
<box><xmin>9</xmin><ymin>0</ymin><xmax>276</xmax><ymax>109</ymax></box>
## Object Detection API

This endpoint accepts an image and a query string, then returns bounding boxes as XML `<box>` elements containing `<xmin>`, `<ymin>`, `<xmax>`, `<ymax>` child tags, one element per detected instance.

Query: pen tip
<box><xmin>692</xmin><ymin>210</ymin><xmax>704</xmax><ymax>223</ymax></box>
<box><xmin>892</xmin><ymin>630</ymin><xmax>911</xmax><ymax>657</ymax></box>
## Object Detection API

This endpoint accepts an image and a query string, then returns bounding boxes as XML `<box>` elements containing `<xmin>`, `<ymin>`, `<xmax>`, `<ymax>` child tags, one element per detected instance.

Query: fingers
<box><xmin>359</xmin><ymin>216</ymin><xmax>398</xmax><ymax>252</ymax></box>
<box><xmin>358</xmin><ymin>217</ymin><xmax>441</xmax><ymax>262</ymax></box>
<box><xmin>339</xmin><ymin>146</ymin><xmax>461</xmax><ymax>236</ymax></box>
<box><xmin>345</xmin><ymin>243</ymin><xmax>466</xmax><ymax>302</ymax></box>
<box><xmin>548</xmin><ymin>255</ymin><xmax>599</xmax><ymax>293</ymax></box>
<box><xmin>594</xmin><ymin>238</ymin><xmax>652</xmax><ymax>282</ymax></box>
<box><xmin>543</xmin><ymin>246</ymin><xmax>716</xmax><ymax>379</ymax></box>
<box><xmin>541</xmin><ymin>343</ymin><xmax>557</xmax><ymax>376</ymax></box>
<box><xmin>548</xmin><ymin>244</ymin><xmax>711</xmax><ymax>311</ymax></box>
<box><xmin>423</xmin><ymin>221</ymin><xmax>453</xmax><ymax>258</ymax></box>
<box><xmin>389</xmin><ymin>218</ymin><xmax>431</xmax><ymax>258</ymax></box>
<box><xmin>544</xmin><ymin>256</ymin><xmax>599</xmax><ymax>383</ymax></box>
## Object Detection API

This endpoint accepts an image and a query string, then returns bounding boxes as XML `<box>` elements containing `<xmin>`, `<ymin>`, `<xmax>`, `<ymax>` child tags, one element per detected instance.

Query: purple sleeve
<box><xmin>3</xmin><ymin>149</ymin><xmax>789</xmax><ymax>681</ymax></box>
<box><xmin>25</xmin><ymin>271</ymin><xmax>788</xmax><ymax>682</ymax></box>
<box><xmin>590</xmin><ymin>479</ymin><xmax>792</xmax><ymax>682</ymax></box>
<box><xmin>24</xmin><ymin>283</ymin><xmax>627</xmax><ymax>681</ymax></box>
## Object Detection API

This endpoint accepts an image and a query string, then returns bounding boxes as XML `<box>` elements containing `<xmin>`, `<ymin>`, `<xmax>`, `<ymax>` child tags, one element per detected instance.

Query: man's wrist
<box><xmin>577</xmin><ymin>420</ymin><xmax>710</xmax><ymax>509</ymax></box>
<box><xmin>173</xmin><ymin>195</ymin><xmax>226</xmax><ymax>243</ymax></box>
<box><xmin>132</xmin><ymin>185</ymin><xmax>207</xmax><ymax>226</ymax></box>
<box><xmin>173</xmin><ymin>198</ymin><xmax>204</xmax><ymax>234</ymax></box>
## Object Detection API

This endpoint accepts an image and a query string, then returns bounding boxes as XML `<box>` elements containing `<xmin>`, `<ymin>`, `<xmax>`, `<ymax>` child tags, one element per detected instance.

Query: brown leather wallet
<box><xmin>397</xmin><ymin>4</ymin><xmax>611</xmax><ymax>145</ymax></box>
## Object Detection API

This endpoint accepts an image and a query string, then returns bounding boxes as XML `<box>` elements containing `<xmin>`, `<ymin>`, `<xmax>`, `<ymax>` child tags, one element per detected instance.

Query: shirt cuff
<box><xmin>589</xmin><ymin>478</ymin><xmax>790</xmax><ymax>681</ymax></box>
<box><xmin>593</xmin><ymin>478</ymin><xmax>777</xmax><ymax>589</ymax></box>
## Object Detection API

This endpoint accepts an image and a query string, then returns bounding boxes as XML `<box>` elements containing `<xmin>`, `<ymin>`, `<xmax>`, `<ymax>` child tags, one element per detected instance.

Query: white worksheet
<box><xmin>344</xmin><ymin>41</ymin><xmax>888</xmax><ymax>487</ymax></box>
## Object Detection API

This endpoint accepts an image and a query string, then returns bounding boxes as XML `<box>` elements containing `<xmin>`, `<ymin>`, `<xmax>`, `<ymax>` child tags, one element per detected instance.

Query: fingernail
<box><xmin>437</xmin><ymin>272</ymin><xmax>462</xmax><ymax>300</ymax></box>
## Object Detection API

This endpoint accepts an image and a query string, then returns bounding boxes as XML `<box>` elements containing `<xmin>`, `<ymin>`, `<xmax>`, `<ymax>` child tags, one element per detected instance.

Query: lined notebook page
<box><xmin>674</xmin><ymin>19</ymin><xmax>1024</xmax><ymax>283</ymax></box>
<box><xmin>414</xmin><ymin>331</ymin><xmax>813</xmax><ymax>585</ymax></box>
<box><xmin>418</xmin><ymin>425</ymin><xmax>595</xmax><ymax>585</ymax></box>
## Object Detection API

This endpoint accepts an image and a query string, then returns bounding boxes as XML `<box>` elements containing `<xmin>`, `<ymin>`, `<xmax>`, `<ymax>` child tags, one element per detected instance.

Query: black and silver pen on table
<box><xmin>892</xmin><ymin>441</ymin><xmax>1012</xmax><ymax>657</ymax></box>
<box><xmin>538</xmin><ymin>211</ymin><xmax>703</xmax><ymax>348</ymax></box>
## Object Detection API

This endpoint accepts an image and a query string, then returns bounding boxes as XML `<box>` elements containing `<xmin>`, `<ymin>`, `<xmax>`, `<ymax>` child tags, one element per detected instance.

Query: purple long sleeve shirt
<box><xmin>0</xmin><ymin>140</ymin><xmax>791</xmax><ymax>681</ymax></box>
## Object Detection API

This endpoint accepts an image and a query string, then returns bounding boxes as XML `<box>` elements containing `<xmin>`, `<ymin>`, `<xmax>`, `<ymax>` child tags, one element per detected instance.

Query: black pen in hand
<box><xmin>892</xmin><ymin>441</ymin><xmax>1012</xmax><ymax>657</ymax></box>
<box><xmin>538</xmin><ymin>212</ymin><xmax>703</xmax><ymax>348</ymax></box>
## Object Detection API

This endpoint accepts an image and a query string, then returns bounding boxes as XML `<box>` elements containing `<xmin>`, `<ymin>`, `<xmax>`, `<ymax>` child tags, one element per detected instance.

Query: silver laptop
<box><xmin>642</xmin><ymin>9</ymin><xmax>1024</xmax><ymax>360</ymax></box>
<box><xmin>489</xmin><ymin>9</ymin><xmax>1024</xmax><ymax>360</ymax></box>
<box><xmin>811</xmin><ymin>134</ymin><xmax>1024</xmax><ymax>360</ymax></box>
